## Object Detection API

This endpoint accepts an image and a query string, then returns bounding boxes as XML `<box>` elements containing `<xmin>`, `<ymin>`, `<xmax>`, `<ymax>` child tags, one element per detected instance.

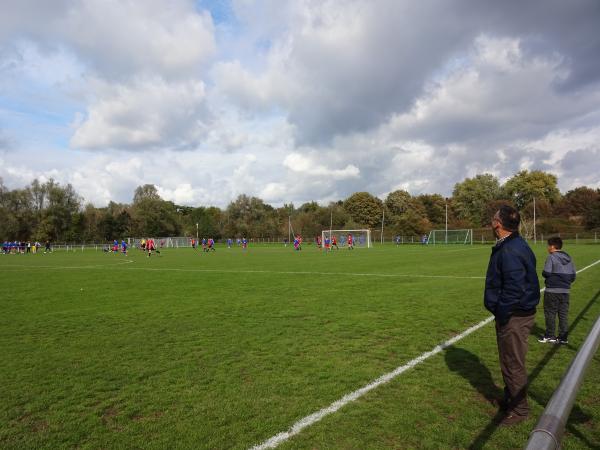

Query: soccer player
<box><xmin>331</xmin><ymin>235</ymin><xmax>338</xmax><ymax>250</ymax></box>
<box><xmin>113</xmin><ymin>239</ymin><xmax>119</xmax><ymax>254</ymax></box>
<box><xmin>147</xmin><ymin>238</ymin><xmax>155</xmax><ymax>257</ymax></box>
<box><xmin>121</xmin><ymin>240</ymin><xmax>128</xmax><ymax>256</ymax></box>
<box><xmin>347</xmin><ymin>233</ymin><xmax>354</xmax><ymax>250</ymax></box>
<box><xmin>227</xmin><ymin>238</ymin><xmax>232</xmax><ymax>248</ymax></box>
<box><xmin>324</xmin><ymin>236</ymin><xmax>331</xmax><ymax>252</ymax></box>
<box><xmin>207</xmin><ymin>238</ymin><xmax>216</xmax><ymax>252</ymax></box>
<box><xmin>44</xmin><ymin>240</ymin><xmax>52</xmax><ymax>253</ymax></box>
<box><xmin>242</xmin><ymin>237</ymin><xmax>248</xmax><ymax>250</ymax></box>
<box><xmin>141</xmin><ymin>238</ymin><xmax>146</xmax><ymax>251</ymax></box>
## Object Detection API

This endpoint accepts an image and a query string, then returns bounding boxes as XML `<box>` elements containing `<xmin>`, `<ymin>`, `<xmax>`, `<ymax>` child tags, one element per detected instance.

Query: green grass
<box><xmin>1</xmin><ymin>243</ymin><xmax>599</xmax><ymax>449</ymax></box>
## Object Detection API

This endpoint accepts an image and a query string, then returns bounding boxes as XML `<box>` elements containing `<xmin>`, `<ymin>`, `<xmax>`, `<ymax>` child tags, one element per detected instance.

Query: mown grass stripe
<box><xmin>249</xmin><ymin>258</ymin><xmax>600</xmax><ymax>450</ymax></box>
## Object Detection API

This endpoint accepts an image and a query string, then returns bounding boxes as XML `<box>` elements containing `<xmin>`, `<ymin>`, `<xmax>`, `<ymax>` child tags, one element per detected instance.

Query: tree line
<box><xmin>1</xmin><ymin>170</ymin><xmax>599</xmax><ymax>243</ymax></box>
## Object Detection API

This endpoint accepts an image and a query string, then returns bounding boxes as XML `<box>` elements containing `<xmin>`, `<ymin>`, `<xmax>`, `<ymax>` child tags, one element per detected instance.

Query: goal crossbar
<box><xmin>427</xmin><ymin>229</ymin><xmax>473</xmax><ymax>245</ymax></box>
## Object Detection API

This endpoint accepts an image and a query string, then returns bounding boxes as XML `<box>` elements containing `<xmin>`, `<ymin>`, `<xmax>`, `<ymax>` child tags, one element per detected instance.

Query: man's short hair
<box><xmin>496</xmin><ymin>205</ymin><xmax>520</xmax><ymax>232</ymax></box>
<box><xmin>547</xmin><ymin>236</ymin><xmax>563</xmax><ymax>249</ymax></box>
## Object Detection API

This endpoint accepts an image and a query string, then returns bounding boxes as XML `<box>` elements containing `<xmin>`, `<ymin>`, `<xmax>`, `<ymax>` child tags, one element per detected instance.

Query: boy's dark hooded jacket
<box><xmin>484</xmin><ymin>233</ymin><xmax>540</xmax><ymax>326</ymax></box>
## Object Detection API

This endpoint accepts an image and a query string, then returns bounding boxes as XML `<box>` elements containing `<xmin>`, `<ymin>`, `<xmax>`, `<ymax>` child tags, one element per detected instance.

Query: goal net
<box><xmin>127</xmin><ymin>237</ymin><xmax>192</xmax><ymax>248</ymax></box>
<box><xmin>322</xmin><ymin>229</ymin><xmax>371</xmax><ymax>248</ymax></box>
<box><xmin>427</xmin><ymin>229</ymin><xmax>473</xmax><ymax>245</ymax></box>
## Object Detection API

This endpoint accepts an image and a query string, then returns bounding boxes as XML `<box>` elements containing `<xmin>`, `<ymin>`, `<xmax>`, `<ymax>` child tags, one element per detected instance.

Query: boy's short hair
<box><xmin>496</xmin><ymin>205</ymin><xmax>520</xmax><ymax>232</ymax></box>
<box><xmin>547</xmin><ymin>236</ymin><xmax>563</xmax><ymax>249</ymax></box>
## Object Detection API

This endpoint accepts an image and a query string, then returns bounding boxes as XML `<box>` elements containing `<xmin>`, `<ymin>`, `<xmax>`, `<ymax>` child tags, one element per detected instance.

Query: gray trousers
<box><xmin>543</xmin><ymin>292</ymin><xmax>570</xmax><ymax>339</ymax></box>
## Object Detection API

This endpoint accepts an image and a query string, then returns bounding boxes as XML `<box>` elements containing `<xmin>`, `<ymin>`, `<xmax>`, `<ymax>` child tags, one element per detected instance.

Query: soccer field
<box><xmin>1</xmin><ymin>244</ymin><xmax>599</xmax><ymax>449</ymax></box>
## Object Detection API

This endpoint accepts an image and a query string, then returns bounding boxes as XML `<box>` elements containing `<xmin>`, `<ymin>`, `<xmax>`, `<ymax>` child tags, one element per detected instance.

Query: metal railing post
<box><xmin>525</xmin><ymin>315</ymin><xmax>600</xmax><ymax>449</ymax></box>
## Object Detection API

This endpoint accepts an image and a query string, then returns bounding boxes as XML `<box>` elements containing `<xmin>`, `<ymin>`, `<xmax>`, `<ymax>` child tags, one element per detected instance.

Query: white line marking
<box><xmin>249</xmin><ymin>257</ymin><xmax>600</xmax><ymax>450</ymax></box>
<box><xmin>0</xmin><ymin>259</ymin><xmax>134</xmax><ymax>270</ymax></box>
<box><xmin>122</xmin><ymin>267</ymin><xmax>485</xmax><ymax>280</ymax></box>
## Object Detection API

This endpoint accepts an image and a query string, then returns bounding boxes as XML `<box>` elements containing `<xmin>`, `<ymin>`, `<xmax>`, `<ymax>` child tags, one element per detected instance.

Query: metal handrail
<box><xmin>525</xmin><ymin>314</ymin><xmax>600</xmax><ymax>449</ymax></box>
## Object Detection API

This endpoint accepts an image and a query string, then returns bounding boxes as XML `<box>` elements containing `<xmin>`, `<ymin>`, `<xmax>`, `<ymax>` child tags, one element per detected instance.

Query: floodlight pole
<box><xmin>381</xmin><ymin>208</ymin><xmax>385</xmax><ymax>244</ymax></box>
<box><xmin>533</xmin><ymin>197</ymin><xmax>537</xmax><ymax>244</ymax></box>
<box><xmin>196</xmin><ymin>223</ymin><xmax>199</xmax><ymax>242</ymax></box>
<box><xmin>445</xmin><ymin>198</ymin><xmax>448</xmax><ymax>244</ymax></box>
<box><xmin>330</xmin><ymin>209</ymin><xmax>333</xmax><ymax>237</ymax></box>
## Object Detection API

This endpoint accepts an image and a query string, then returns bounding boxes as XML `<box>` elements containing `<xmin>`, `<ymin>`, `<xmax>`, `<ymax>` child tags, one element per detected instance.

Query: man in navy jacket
<box><xmin>484</xmin><ymin>205</ymin><xmax>540</xmax><ymax>426</ymax></box>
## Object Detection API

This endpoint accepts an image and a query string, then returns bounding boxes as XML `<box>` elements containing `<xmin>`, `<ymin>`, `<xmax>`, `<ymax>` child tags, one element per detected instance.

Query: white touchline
<box><xmin>123</xmin><ymin>267</ymin><xmax>486</xmax><ymax>280</ymax></box>
<box><xmin>0</xmin><ymin>259</ymin><xmax>135</xmax><ymax>270</ymax></box>
<box><xmin>249</xmin><ymin>257</ymin><xmax>600</xmax><ymax>450</ymax></box>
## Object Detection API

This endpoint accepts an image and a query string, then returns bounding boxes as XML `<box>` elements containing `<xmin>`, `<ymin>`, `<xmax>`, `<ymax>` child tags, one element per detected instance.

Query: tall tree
<box><xmin>584</xmin><ymin>189</ymin><xmax>600</xmax><ymax>230</ymax></box>
<box><xmin>416</xmin><ymin>194</ymin><xmax>446</xmax><ymax>226</ymax></box>
<box><xmin>554</xmin><ymin>186</ymin><xmax>600</xmax><ymax>219</ymax></box>
<box><xmin>133</xmin><ymin>184</ymin><xmax>161</xmax><ymax>204</ymax></box>
<box><xmin>384</xmin><ymin>190</ymin><xmax>414</xmax><ymax>216</ymax></box>
<box><xmin>0</xmin><ymin>187</ymin><xmax>34</xmax><ymax>240</ymax></box>
<box><xmin>343</xmin><ymin>192</ymin><xmax>383</xmax><ymax>228</ymax></box>
<box><xmin>452</xmin><ymin>173</ymin><xmax>501</xmax><ymax>226</ymax></box>
<box><xmin>225</xmin><ymin>195</ymin><xmax>274</xmax><ymax>237</ymax></box>
<box><xmin>502</xmin><ymin>170</ymin><xmax>560</xmax><ymax>210</ymax></box>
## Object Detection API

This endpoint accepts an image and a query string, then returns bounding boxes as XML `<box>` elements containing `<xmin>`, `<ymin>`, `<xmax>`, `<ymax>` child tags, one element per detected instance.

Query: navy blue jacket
<box><xmin>484</xmin><ymin>233</ymin><xmax>540</xmax><ymax>326</ymax></box>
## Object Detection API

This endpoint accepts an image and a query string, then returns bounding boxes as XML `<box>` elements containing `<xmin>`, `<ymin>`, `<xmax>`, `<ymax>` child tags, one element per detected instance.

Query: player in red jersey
<box><xmin>147</xmin><ymin>238</ymin><xmax>155</xmax><ymax>257</ymax></box>
<box><xmin>331</xmin><ymin>235</ymin><xmax>338</xmax><ymax>250</ymax></box>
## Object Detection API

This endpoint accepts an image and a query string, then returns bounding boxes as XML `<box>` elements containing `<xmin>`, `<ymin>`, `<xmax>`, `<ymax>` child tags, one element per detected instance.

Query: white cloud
<box><xmin>283</xmin><ymin>153</ymin><xmax>360</xmax><ymax>180</ymax></box>
<box><xmin>0</xmin><ymin>0</ymin><xmax>216</xmax><ymax>79</ymax></box>
<box><xmin>71</xmin><ymin>78</ymin><xmax>209</xmax><ymax>150</ymax></box>
<box><xmin>2</xmin><ymin>1</ymin><xmax>600</xmax><ymax>208</ymax></box>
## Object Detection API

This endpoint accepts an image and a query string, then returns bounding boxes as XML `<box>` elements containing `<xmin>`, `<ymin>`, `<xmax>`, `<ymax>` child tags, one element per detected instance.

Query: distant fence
<box><xmin>9</xmin><ymin>229</ymin><xmax>598</xmax><ymax>252</ymax></box>
<box><xmin>125</xmin><ymin>237</ymin><xmax>288</xmax><ymax>248</ymax></box>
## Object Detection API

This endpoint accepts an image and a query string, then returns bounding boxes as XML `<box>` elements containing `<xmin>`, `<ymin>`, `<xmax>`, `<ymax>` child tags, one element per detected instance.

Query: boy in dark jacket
<box><xmin>539</xmin><ymin>237</ymin><xmax>576</xmax><ymax>344</ymax></box>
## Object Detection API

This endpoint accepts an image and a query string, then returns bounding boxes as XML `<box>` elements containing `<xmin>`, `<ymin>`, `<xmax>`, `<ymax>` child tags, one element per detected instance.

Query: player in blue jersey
<box><xmin>242</xmin><ymin>237</ymin><xmax>248</xmax><ymax>250</ymax></box>
<box><xmin>121</xmin><ymin>240</ymin><xmax>128</xmax><ymax>255</ymax></box>
<box><xmin>227</xmin><ymin>238</ymin><xmax>232</xmax><ymax>248</ymax></box>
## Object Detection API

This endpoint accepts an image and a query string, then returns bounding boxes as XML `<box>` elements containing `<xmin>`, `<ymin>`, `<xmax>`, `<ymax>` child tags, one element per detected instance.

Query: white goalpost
<box><xmin>427</xmin><ymin>229</ymin><xmax>473</xmax><ymax>245</ymax></box>
<box><xmin>322</xmin><ymin>229</ymin><xmax>372</xmax><ymax>248</ymax></box>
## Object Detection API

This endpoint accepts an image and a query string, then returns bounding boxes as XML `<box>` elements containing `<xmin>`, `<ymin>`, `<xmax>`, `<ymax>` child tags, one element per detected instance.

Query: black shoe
<box><xmin>500</xmin><ymin>413</ymin><xmax>528</xmax><ymax>427</ymax></box>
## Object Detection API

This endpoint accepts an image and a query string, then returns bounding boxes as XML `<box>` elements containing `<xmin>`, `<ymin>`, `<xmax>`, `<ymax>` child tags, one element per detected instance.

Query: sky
<box><xmin>1</xmin><ymin>0</ymin><xmax>599</xmax><ymax>208</ymax></box>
